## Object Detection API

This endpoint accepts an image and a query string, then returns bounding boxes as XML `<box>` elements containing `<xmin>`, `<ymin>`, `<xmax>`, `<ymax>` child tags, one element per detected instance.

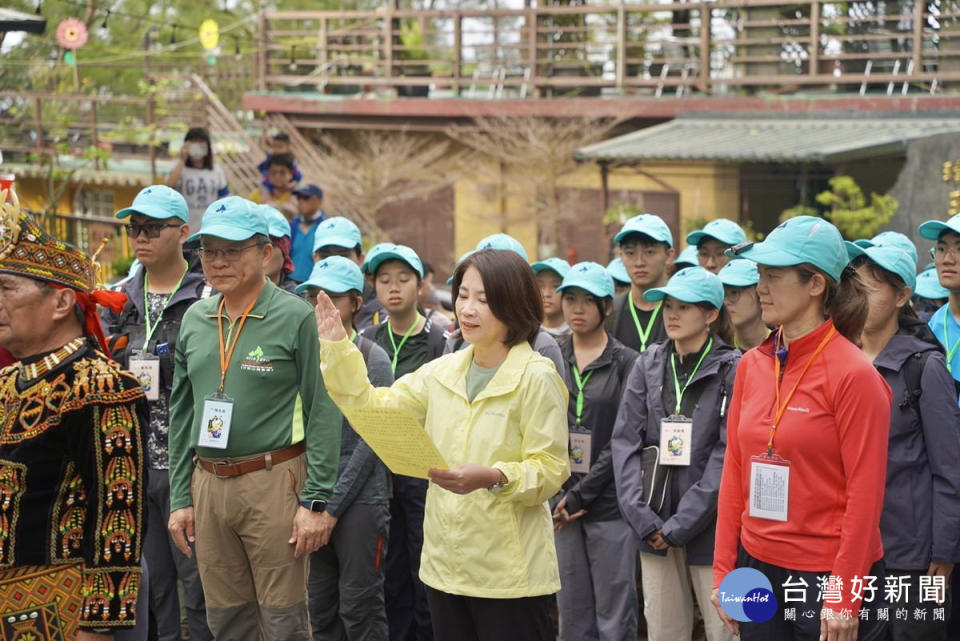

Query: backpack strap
<box><xmin>425</xmin><ymin>319</ymin><xmax>447</xmax><ymax>361</ymax></box>
<box><xmin>355</xmin><ymin>335</ymin><xmax>375</xmax><ymax>365</ymax></box>
<box><xmin>900</xmin><ymin>351</ymin><xmax>931</xmax><ymax>411</ymax></box>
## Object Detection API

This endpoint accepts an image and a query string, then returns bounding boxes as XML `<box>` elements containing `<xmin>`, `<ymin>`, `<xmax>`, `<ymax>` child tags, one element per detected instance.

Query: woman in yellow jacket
<box><xmin>314</xmin><ymin>248</ymin><xmax>571</xmax><ymax>641</ymax></box>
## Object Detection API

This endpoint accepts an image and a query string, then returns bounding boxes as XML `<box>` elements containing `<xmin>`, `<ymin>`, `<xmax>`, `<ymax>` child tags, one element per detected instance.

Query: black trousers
<box><xmin>385</xmin><ymin>476</ymin><xmax>433</xmax><ymax>641</ymax></box>
<box><xmin>424</xmin><ymin>586</ymin><xmax>554</xmax><ymax>641</ymax></box>
<box><xmin>737</xmin><ymin>547</ymin><xmax>888</xmax><ymax>641</ymax></box>
<box><xmin>885</xmin><ymin>567</ymin><xmax>950</xmax><ymax>641</ymax></box>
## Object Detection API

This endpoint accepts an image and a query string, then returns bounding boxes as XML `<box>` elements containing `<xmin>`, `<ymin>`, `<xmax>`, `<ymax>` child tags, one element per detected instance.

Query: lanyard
<box><xmin>669</xmin><ymin>337</ymin><xmax>713</xmax><ymax>415</ymax></box>
<box><xmin>943</xmin><ymin>315</ymin><xmax>960</xmax><ymax>374</ymax></box>
<box><xmin>571</xmin><ymin>365</ymin><xmax>594</xmax><ymax>426</ymax></box>
<box><xmin>142</xmin><ymin>262</ymin><xmax>187</xmax><ymax>350</ymax></box>
<box><xmin>216</xmin><ymin>296</ymin><xmax>258</xmax><ymax>394</ymax></box>
<box><xmin>387</xmin><ymin>316</ymin><xmax>422</xmax><ymax>375</ymax></box>
<box><xmin>628</xmin><ymin>293</ymin><xmax>662</xmax><ymax>351</ymax></box>
<box><xmin>766</xmin><ymin>326</ymin><xmax>835</xmax><ymax>456</ymax></box>
<box><xmin>350</xmin><ymin>329</ymin><xmax>357</xmax><ymax>341</ymax></box>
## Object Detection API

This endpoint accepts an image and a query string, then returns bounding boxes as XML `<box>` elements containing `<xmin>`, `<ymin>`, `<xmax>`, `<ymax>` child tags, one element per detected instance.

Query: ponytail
<box><xmin>824</xmin><ymin>265</ymin><xmax>869</xmax><ymax>344</ymax></box>
<box><xmin>797</xmin><ymin>264</ymin><xmax>868</xmax><ymax>344</ymax></box>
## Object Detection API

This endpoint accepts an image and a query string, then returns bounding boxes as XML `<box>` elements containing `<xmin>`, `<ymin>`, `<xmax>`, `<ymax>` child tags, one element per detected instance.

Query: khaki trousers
<box><xmin>193</xmin><ymin>453</ymin><xmax>310</xmax><ymax>641</ymax></box>
<box><xmin>640</xmin><ymin>547</ymin><xmax>734</xmax><ymax>641</ymax></box>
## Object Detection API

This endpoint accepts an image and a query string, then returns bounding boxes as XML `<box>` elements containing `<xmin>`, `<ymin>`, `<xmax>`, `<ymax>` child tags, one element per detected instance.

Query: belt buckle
<box><xmin>211</xmin><ymin>460</ymin><xmax>232</xmax><ymax>478</ymax></box>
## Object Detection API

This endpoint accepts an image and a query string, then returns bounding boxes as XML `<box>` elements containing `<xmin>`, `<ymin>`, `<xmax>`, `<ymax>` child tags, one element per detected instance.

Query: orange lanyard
<box><xmin>216</xmin><ymin>296</ymin><xmax>258</xmax><ymax>394</ymax></box>
<box><xmin>766</xmin><ymin>326</ymin><xmax>835</xmax><ymax>456</ymax></box>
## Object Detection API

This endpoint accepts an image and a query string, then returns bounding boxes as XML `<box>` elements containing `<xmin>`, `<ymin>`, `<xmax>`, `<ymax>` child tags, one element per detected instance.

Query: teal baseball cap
<box><xmin>446</xmin><ymin>250</ymin><xmax>476</xmax><ymax>286</ymax></box>
<box><xmin>643</xmin><ymin>266</ymin><xmax>724</xmax><ymax>309</ymax></box>
<box><xmin>674</xmin><ymin>246</ymin><xmax>699</xmax><ymax>268</ymax></box>
<box><xmin>852</xmin><ymin>231</ymin><xmax>918</xmax><ymax>262</ymax></box>
<box><xmin>915</xmin><ymin>267</ymin><xmax>950</xmax><ymax>300</ymax></box>
<box><xmin>606</xmin><ymin>258</ymin><xmax>630</xmax><ymax>284</ymax></box>
<box><xmin>531</xmin><ymin>257</ymin><xmax>571</xmax><ymax>279</ymax></box>
<box><xmin>475</xmin><ymin>233</ymin><xmax>529</xmax><ymax>261</ymax></box>
<box><xmin>557</xmin><ymin>262</ymin><xmax>615</xmax><ymax>299</ymax></box>
<box><xmin>919</xmin><ymin>213</ymin><xmax>960</xmax><ymax>241</ymax></box>
<box><xmin>718</xmin><ymin>258</ymin><xmax>759</xmax><ymax>288</ymax></box>
<box><xmin>296</xmin><ymin>256</ymin><xmax>364</xmax><ymax>294</ymax></box>
<box><xmin>257</xmin><ymin>205</ymin><xmax>291</xmax><ymax>239</ymax></box>
<box><xmin>846</xmin><ymin>241</ymin><xmax>918</xmax><ymax>289</ymax></box>
<box><xmin>313</xmin><ymin>217</ymin><xmax>363</xmax><ymax>253</ymax></box>
<box><xmin>686</xmin><ymin>218</ymin><xmax>747</xmax><ymax>247</ymax></box>
<box><xmin>725</xmin><ymin>216</ymin><xmax>856</xmax><ymax>282</ymax></box>
<box><xmin>614</xmin><ymin>214</ymin><xmax>673</xmax><ymax>248</ymax></box>
<box><xmin>115</xmin><ymin>185</ymin><xmax>188</xmax><ymax>222</ymax></box>
<box><xmin>363</xmin><ymin>243</ymin><xmax>424</xmax><ymax>278</ymax></box>
<box><xmin>187</xmin><ymin>196</ymin><xmax>268</xmax><ymax>242</ymax></box>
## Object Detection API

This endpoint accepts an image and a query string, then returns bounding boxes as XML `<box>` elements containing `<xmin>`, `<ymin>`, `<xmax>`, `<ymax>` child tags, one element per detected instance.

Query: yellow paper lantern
<box><xmin>199</xmin><ymin>19</ymin><xmax>219</xmax><ymax>51</ymax></box>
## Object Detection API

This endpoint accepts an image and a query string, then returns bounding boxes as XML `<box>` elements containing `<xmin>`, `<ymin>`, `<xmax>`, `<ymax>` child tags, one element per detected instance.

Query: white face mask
<box><xmin>187</xmin><ymin>142</ymin><xmax>209</xmax><ymax>159</ymax></box>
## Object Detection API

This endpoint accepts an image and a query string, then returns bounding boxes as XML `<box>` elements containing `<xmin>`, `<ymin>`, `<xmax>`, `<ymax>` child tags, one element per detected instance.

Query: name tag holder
<box><xmin>749</xmin><ymin>453</ymin><xmax>791</xmax><ymax>522</ymax></box>
<box><xmin>659</xmin><ymin>415</ymin><xmax>693</xmax><ymax>466</ymax></box>
<box><xmin>198</xmin><ymin>392</ymin><xmax>234</xmax><ymax>449</ymax></box>
<box><xmin>128</xmin><ymin>351</ymin><xmax>160</xmax><ymax>402</ymax></box>
<box><xmin>569</xmin><ymin>427</ymin><xmax>592</xmax><ymax>474</ymax></box>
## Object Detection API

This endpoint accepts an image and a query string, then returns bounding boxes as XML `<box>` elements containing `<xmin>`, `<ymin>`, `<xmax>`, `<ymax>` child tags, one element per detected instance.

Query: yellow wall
<box><xmin>453</xmin><ymin>160</ymin><xmax>741</xmax><ymax>259</ymax></box>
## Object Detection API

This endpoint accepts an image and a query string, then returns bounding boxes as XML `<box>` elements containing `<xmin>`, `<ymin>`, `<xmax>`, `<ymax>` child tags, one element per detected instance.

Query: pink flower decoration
<box><xmin>57</xmin><ymin>18</ymin><xmax>88</xmax><ymax>50</ymax></box>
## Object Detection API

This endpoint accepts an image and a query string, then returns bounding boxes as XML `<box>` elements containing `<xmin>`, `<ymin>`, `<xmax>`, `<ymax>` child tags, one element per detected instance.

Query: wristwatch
<box><xmin>300</xmin><ymin>500</ymin><xmax>327</xmax><ymax>513</ymax></box>
<box><xmin>487</xmin><ymin>470</ymin><xmax>508</xmax><ymax>494</ymax></box>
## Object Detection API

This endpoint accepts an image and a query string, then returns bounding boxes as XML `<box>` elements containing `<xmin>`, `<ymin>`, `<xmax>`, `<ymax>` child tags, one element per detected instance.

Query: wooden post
<box><xmin>911</xmin><ymin>0</ymin><xmax>924</xmax><ymax>77</ymax></box>
<box><xmin>384</xmin><ymin>10</ymin><xmax>393</xmax><ymax>81</ymax></box>
<box><xmin>809</xmin><ymin>0</ymin><xmax>820</xmax><ymax>76</ymax></box>
<box><xmin>600</xmin><ymin>161</ymin><xmax>610</xmax><ymax>213</ymax></box>
<box><xmin>319</xmin><ymin>16</ymin><xmax>328</xmax><ymax>89</ymax></box>
<box><xmin>90</xmin><ymin>100</ymin><xmax>100</xmax><ymax>171</ymax></box>
<box><xmin>257</xmin><ymin>11</ymin><xmax>268</xmax><ymax>92</ymax></box>
<box><xmin>526</xmin><ymin>8</ymin><xmax>538</xmax><ymax>96</ymax></box>
<box><xmin>144</xmin><ymin>30</ymin><xmax>156</xmax><ymax>183</ymax></box>
<box><xmin>32</xmin><ymin>97</ymin><xmax>44</xmax><ymax>152</ymax></box>
<box><xmin>699</xmin><ymin>3</ymin><xmax>711</xmax><ymax>92</ymax></box>
<box><xmin>616</xmin><ymin>4</ymin><xmax>626</xmax><ymax>91</ymax></box>
<box><xmin>453</xmin><ymin>13</ymin><xmax>462</xmax><ymax>96</ymax></box>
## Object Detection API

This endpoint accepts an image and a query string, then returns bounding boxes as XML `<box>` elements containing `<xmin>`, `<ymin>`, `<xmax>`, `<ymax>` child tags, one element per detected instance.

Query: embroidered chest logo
<box><xmin>241</xmin><ymin>345</ymin><xmax>274</xmax><ymax>373</ymax></box>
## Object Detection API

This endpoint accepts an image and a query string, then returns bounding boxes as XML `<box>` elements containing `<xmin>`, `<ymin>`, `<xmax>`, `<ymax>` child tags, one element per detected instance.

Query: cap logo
<box><xmin>578</xmin><ymin>265</ymin><xmax>590</xmax><ymax>272</ymax></box>
<box><xmin>143</xmin><ymin>188</ymin><xmax>152</xmax><ymax>195</ymax></box>
<box><xmin>216</xmin><ymin>204</ymin><xmax>227</xmax><ymax>213</ymax></box>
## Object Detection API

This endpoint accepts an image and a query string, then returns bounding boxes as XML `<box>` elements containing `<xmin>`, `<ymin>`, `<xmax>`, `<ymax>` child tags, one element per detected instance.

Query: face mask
<box><xmin>188</xmin><ymin>142</ymin><xmax>208</xmax><ymax>159</ymax></box>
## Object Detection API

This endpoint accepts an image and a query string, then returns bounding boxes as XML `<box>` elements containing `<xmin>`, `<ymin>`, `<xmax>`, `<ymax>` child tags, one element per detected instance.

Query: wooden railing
<box><xmin>257</xmin><ymin>1</ymin><xmax>960</xmax><ymax>97</ymax></box>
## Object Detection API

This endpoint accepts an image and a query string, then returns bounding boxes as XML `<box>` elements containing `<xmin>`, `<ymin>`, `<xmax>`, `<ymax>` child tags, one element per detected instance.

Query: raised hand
<box><xmin>313</xmin><ymin>289</ymin><xmax>348</xmax><ymax>342</ymax></box>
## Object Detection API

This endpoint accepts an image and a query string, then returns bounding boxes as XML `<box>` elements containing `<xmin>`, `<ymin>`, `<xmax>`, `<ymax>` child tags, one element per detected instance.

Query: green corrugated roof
<box><xmin>576</xmin><ymin>115</ymin><xmax>960</xmax><ymax>164</ymax></box>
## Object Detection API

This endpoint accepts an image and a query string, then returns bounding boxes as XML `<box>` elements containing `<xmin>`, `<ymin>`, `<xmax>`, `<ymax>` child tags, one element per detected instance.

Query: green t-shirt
<box><xmin>466</xmin><ymin>360</ymin><xmax>501</xmax><ymax>403</ymax></box>
<box><xmin>168</xmin><ymin>280</ymin><xmax>341</xmax><ymax>510</ymax></box>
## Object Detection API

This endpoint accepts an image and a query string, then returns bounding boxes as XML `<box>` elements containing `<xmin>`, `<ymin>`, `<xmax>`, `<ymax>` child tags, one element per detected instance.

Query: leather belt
<box><xmin>197</xmin><ymin>442</ymin><xmax>305</xmax><ymax>479</ymax></box>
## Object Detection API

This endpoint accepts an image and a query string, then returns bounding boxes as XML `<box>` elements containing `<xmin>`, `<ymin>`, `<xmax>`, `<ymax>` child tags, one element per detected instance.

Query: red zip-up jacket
<box><xmin>713</xmin><ymin>319</ymin><xmax>891</xmax><ymax>615</ymax></box>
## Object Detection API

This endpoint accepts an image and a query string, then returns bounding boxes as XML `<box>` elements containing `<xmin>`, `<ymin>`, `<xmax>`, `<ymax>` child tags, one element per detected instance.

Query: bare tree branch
<box><xmin>308</xmin><ymin>129</ymin><xmax>456</xmax><ymax>241</ymax></box>
<box><xmin>446</xmin><ymin>115</ymin><xmax>619</xmax><ymax>256</ymax></box>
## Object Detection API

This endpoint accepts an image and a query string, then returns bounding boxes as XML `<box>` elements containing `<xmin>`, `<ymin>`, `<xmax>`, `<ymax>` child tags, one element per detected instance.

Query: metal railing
<box><xmin>256</xmin><ymin>1</ymin><xmax>960</xmax><ymax>97</ymax></box>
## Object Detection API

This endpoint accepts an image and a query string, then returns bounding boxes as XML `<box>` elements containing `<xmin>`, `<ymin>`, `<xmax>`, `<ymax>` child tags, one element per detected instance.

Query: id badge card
<box><xmin>128</xmin><ymin>352</ymin><xmax>161</xmax><ymax>402</ymax></box>
<box><xmin>198</xmin><ymin>393</ymin><xmax>234</xmax><ymax>449</ymax></box>
<box><xmin>569</xmin><ymin>430</ymin><xmax>592</xmax><ymax>474</ymax></box>
<box><xmin>749</xmin><ymin>453</ymin><xmax>791</xmax><ymax>522</ymax></box>
<box><xmin>660</xmin><ymin>415</ymin><xmax>693</xmax><ymax>466</ymax></box>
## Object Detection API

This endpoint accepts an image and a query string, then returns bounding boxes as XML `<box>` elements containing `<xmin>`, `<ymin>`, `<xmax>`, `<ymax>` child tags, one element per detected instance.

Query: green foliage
<box><xmin>603</xmin><ymin>202</ymin><xmax>642</xmax><ymax>226</ymax></box>
<box><xmin>779</xmin><ymin>176</ymin><xmax>899</xmax><ymax>239</ymax></box>
<box><xmin>683</xmin><ymin>216</ymin><xmax>709</xmax><ymax>235</ymax></box>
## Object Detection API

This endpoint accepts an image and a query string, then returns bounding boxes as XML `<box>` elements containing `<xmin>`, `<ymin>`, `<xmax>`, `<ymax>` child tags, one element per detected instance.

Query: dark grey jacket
<box><xmin>326</xmin><ymin>335</ymin><xmax>394</xmax><ymax>517</ymax></box>
<box><xmin>612</xmin><ymin>338</ymin><xmax>739</xmax><ymax>566</ymax></box>
<box><xmin>874</xmin><ymin>320</ymin><xmax>960</xmax><ymax>569</ymax></box>
<box><xmin>560</xmin><ymin>336</ymin><xmax>639</xmax><ymax>521</ymax></box>
<box><xmin>101</xmin><ymin>267</ymin><xmax>208</xmax><ymax>398</ymax></box>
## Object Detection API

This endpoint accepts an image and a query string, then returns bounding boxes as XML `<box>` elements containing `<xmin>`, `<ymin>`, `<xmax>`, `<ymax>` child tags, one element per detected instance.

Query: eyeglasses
<box><xmin>125</xmin><ymin>223</ymin><xmax>181</xmax><ymax>239</ymax></box>
<box><xmin>723</xmin><ymin>286</ymin><xmax>749</xmax><ymax>302</ymax></box>
<box><xmin>931</xmin><ymin>246</ymin><xmax>960</xmax><ymax>260</ymax></box>
<box><xmin>198</xmin><ymin>243</ymin><xmax>265</xmax><ymax>262</ymax></box>
<box><xmin>304</xmin><ymin>290</ymin><xmax>351</xmax><ymax>305</ymax></box>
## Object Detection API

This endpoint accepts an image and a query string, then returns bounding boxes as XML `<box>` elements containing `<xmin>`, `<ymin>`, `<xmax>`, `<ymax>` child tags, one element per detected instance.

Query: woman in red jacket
<box><xmin>710</xmin><ymin>216</ymin><xmax>892</xmax><ymax>641</ymax></box>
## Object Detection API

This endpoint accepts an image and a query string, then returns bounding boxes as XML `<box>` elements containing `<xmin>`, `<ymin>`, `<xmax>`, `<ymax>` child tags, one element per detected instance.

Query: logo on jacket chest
<box><xmin>240</xmin><ymin>346</ymin><xmax>274</xmax><ymax>373</ymax></box>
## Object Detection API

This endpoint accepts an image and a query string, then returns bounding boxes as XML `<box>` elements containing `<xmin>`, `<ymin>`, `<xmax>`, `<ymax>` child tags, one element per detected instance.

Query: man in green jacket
<box><xmin>167</xmin><ymin>196</ymin><xmax>341</xmax><ymax>641</ymax></box>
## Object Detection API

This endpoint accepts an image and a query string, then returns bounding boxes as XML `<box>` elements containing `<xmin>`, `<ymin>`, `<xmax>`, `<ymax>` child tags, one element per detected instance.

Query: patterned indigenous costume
<box><xmin>0</xmin><ymin>190</ymin><xmax>148</xmax><ymax>639</ymax></box>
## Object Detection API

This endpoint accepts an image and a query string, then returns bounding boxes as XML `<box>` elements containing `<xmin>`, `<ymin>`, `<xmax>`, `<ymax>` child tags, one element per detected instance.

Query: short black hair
<box><xmin>271</xmin><ymin>132</ymin><xmax>291</xmax><ymax>143</ymax></box>
<box><xmin>266</xmin><ymin>153</ymin><xmax>295</xmax><ymax>172</ymax></box>
<box><xmin>422</xmin><ymin>261</ymin><xmax>435</xmax><ymax>277</ymax></box>
<box><xmin>452</xmin><ymin>249</ymin><xmax>542</xmax><ymax>347</ymax></box>
<box><xmin>618</xmin><ymin>233</ymin><xmax>670</xmax><ymax>250</ymax></box>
